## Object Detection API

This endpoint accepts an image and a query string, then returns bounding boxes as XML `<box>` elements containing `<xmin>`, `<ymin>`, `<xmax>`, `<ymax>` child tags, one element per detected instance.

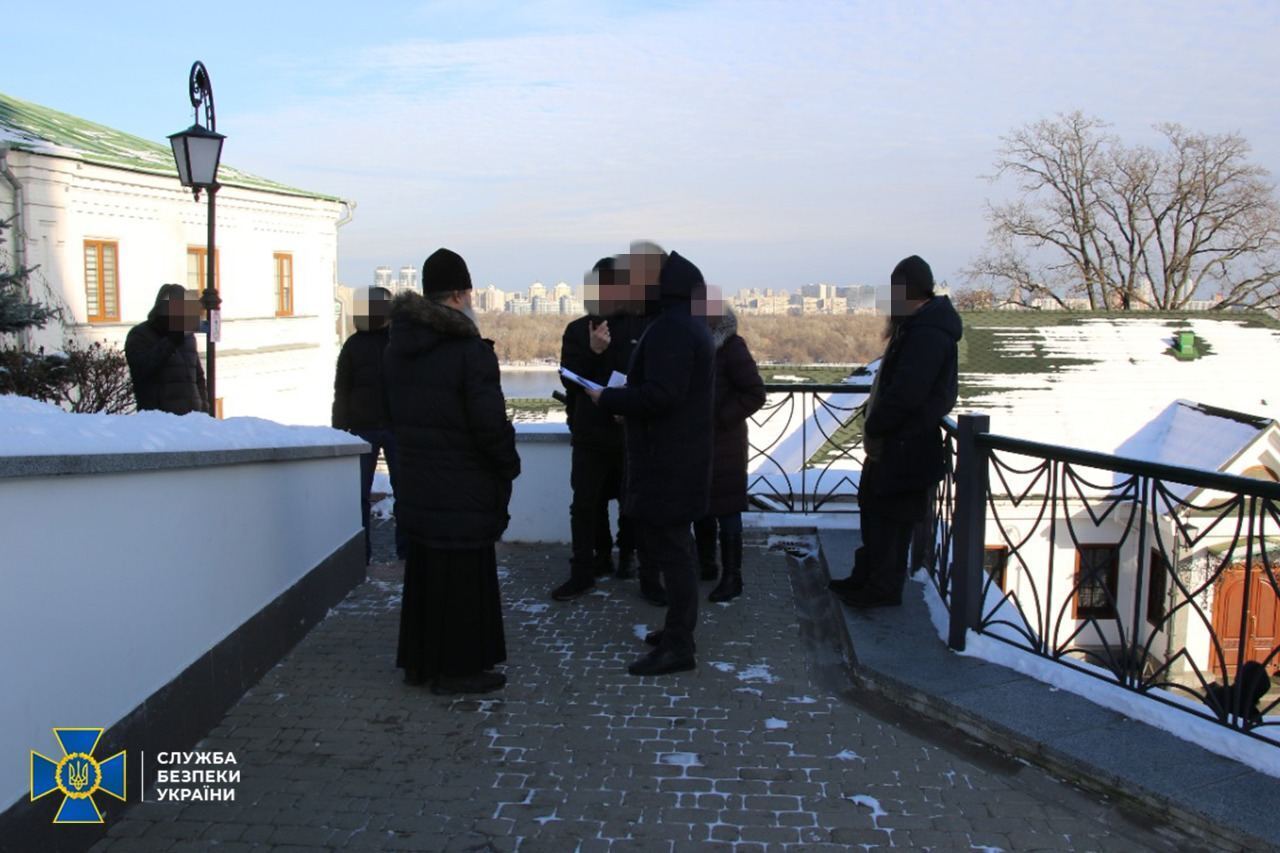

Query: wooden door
<box><xmin>1212</xmin><ymin>565</ymin><xmax>1280</xmax><ymax>678</ymax></box>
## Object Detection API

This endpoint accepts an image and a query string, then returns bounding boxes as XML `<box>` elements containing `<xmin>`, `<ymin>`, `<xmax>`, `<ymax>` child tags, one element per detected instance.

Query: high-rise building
<box><xmin>552</xmin><ymin>281</ymin><xmax>573</xmax><ymax>301</ymax></box>
<box><xmin>373</xmin><ymin>266</ymin><xmax>393</xmax><ymax>289</ymax></box>
<box><xmin>528</xmin><ymin>282</ymin><xmax>547</xmax><ymax>300</ymax></box>
<box><xmin>474</xmin><ymin>284</ymin><xmax>506</xmax><ymax>313</ymax></box>
<box><xmin>397</xmin><ymin>266</ymin><xmax>419</xmax><ymax>293</ymax></box>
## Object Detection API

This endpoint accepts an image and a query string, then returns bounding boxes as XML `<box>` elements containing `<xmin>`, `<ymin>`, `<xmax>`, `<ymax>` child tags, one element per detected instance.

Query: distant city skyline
<box><xmin>7</xmin><ymin>2</ymin><xmax>1279</xmax><ymax>295</ymax></box>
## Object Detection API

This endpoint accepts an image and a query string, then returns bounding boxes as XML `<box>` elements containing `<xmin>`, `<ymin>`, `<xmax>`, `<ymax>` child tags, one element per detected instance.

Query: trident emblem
<box><xmin>30</xmin><ymin>728</ymin><xmax>126</xmax><ymax>824</ymax></box>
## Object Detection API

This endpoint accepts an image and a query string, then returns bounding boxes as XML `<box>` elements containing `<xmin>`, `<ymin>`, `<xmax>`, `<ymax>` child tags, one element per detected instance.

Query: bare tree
<box><xmin>968</xmin><ymin>112</ymin><xmax>1280</xmax><ymax>311</ymax></box>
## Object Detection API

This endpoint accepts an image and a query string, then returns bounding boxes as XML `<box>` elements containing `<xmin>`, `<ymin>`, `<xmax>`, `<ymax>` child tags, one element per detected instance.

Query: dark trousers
<box><xmin>694</xmin><ymin>512</ymin><xmax>743</xmax><ymax>546</ymax></box>
<box><xmin>858</xmin><ymin>490</ymin><xmax>928</xmax><ymax>600</ymax></box>
<box><xmin>569</xmin><ymin>443</ymin><xmax>634</xmax><ymax>582</ymax></box>
<box><xmin>356</xmin><ymin>428</ymin><xmax>406</xmax><ymax>563</ymax></box>
<box><xmin>637</xmin><ymin>519</ymin><xmax>698</xmax><ymax>654</ymax></box>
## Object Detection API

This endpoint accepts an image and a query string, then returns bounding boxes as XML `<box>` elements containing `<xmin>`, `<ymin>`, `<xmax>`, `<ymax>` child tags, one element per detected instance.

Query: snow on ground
<box><xmin>913</xmin><ymin>573</ymin><xmax>1280</xmax><ymax>778</ymax></box>
<box><xmin>0</xmin><ymin>394</ymin><xmax>363</xmax><ymax>456</ymax></box>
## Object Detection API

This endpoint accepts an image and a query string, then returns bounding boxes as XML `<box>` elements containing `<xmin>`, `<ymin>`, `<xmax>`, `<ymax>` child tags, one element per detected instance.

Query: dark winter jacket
<box><xmin>705</xmin><ymin>308</ymin><xmax>766</xmax><ymax>517</ymax></box>
<box><xmin>597</xmin><ymin>252</ymin><xmax>715</xmax><ymax>525</ymax></box>
<box><xmin>384</xmin><ymin>293</ymin><xmax>521</xmax><ymax>548</ymax></box>
<box><xmin>125</xmin><ymin>284</ymin><xmax>209</xmax><ymax>415</ymax></box>
<box><xmin>559</xmin><ymin>312</ymin><xmax>648</xmax><ymax>450</ymax></box>
<box><xmin>332</xmin><ymin>326</ymin><xmax>391</xmax><ymax>431</ymax></box>
<box><xmin>860</xmin><ymin>295</ymin><xmax>962</xmax><ymax>498</ymax></box>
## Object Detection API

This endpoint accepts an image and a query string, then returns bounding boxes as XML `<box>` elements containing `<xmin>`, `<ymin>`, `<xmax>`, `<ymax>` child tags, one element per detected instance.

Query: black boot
<box><xmin>694</xmin><ymin>517</ymin><xmax>719</xmax><ymax>581</ymax></box>
<box><xmin>708</xmin><ymin>532</ymin><xmax>743</xmax><ymax>602</ymax></box>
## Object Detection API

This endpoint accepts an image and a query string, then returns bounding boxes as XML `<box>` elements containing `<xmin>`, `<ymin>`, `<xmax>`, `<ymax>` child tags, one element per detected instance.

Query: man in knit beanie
<box><xmin>832</xmin><ymin>255</ymin><xmax>963</xmax><ymax>609</ymax></box>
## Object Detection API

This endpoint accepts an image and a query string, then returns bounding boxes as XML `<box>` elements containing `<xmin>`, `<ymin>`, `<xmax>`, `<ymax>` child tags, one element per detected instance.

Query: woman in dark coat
<box><xmin>383</xmin><ymin>249</ymin><xmax>521</xmax><ymax>694</ymax></box>
<box><xmin>125</xmin><ymin>283</ymin><xmax>208</xmax><ymax>415</ymax></box>
<box><xmin>694</xmin><ymin>305</ymin><xmax>766</xmax><ymax>602</ymax></box>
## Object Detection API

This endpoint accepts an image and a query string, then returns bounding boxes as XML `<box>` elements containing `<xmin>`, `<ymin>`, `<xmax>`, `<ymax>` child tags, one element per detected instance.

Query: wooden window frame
<box><xmin>274</xmin><ymin>252</ymin><xmax>294</xmax><ymax>317</ymax></box>
<box><xmin>186</xmin><ymin>246</ymin><xmax>221</xmax><ymax>301</ymax></box>
<box><xmin>84</xmin><ymin>240</ymin><xmax>120</xmax><ymax>323</ymax></box>
<box><xmin>1074</xmin><ymin>544</ymin><xmax>1120</xmax><ymax>620</ymax></box>
<box><xmin>984</xmin><ymin>545</ymin><xmax>1010</xmax><ymax>592</ymax></box>
<box><xmin>1146</xmin><ymin>548</ymin><xmax>1169</xmax><ymax>627</ymax></box>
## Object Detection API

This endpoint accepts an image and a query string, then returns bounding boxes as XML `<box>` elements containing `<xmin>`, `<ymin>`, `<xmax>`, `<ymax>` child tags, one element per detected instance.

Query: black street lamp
<box><xmin>168</xmin><ymin>61</ymin><xmax>225</xmax><ymax>416</ymax></box>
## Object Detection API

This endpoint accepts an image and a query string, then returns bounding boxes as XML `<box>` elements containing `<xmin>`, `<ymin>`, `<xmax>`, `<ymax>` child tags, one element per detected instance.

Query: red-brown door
<box><xmin>1212</xmin><ymin>565</ymin><xmax>1280</xmax><ymax>678</ymax></box>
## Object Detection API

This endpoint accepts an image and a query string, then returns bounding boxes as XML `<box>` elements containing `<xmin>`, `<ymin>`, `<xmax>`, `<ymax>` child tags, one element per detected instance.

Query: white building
<box><xmin>0</xmin><ymin>90</ymin><xmax>352</xmax><ymax>424</ymax></box>
<box><xmin>953</xmin><ymin>312</ymin><xmax>1280</xmax><ymax>685</ymax></box>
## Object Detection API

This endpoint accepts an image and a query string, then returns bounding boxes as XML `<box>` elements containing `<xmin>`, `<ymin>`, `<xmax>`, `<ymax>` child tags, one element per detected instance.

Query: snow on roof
<box><xmin>957</xmin><ymin>312</ymin><xmax>1280</xmax><ymax>462</ymax></box>
<box><xmin>0</xmin><ymin>394</ymin><xmax>362</xmax><ymax>457</ymax></box>
<box><xmin>0</xmin><ymin>91</ymin><xmax>343</xmax><ymax>203</ymax></box>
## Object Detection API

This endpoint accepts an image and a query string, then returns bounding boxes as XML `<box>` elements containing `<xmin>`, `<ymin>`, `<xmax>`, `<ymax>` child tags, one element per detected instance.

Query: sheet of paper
<box><xmin>559</xmin><ymin>366</ymin><xmax>603</xmax><ymax>393</ymax></box>
<box><xmin>607</xmin><ymin>371</ymin><xmax>627</xmax><ymax>388</ymax></box>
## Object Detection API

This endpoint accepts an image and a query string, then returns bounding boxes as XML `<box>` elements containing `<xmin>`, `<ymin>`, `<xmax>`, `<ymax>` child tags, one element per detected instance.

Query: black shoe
<box><xmin>551</xmin><ymin>577</ymin><xmax>595</xmax><ymax>601</ymax></box>
<box><xmin>628</xmin><ymin>646</ymin><xmax>696</xmax><ymax>676</ymax></box>
<box><xmin>639</xmin><ymin>581</ymin><xmax>668</xmax><ymax>607</ymax></box>
<box><xmin>403</xmin><ymin>667</ymin><xmax>427</xmax><ymax>686</ymax></box>
<box><xmin>644</xmin><ymin>629</ymin><xmax>663</xmax><ymax>646</ymax></box>
<box><xmin>708</xmin><ymin>570</ymin><xmax>742</xmax><ymax>603</ymax></box>
<box><xmin>431</xmin><ymin>671</ymin><xmax>506</xmax><ymax>695</ymax></box>
<box><xmin>615</xmin><ymin>550</ymin><xmax>636</xmax><ymax>580</ymax></box>
<box><xmin>838</xmin><ymin>587</ymin><xmax>902</xmax><ymax>609</ymax></box>
<box><xmin>828</xmin><ymin>575</ymin><xmax>863</xmax><ymax>595</ymax></box>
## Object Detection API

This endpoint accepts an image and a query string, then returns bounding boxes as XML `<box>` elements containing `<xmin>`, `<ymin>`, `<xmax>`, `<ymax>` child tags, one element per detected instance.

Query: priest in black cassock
<box><xmin>384</xmin><ymin>248</ymin><xmax>521</xmax><ymax>695</ymax></box>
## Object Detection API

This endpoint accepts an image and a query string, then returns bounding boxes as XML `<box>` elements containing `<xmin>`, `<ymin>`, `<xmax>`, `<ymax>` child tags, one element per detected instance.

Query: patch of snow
<box><xmin>658</xmin><ymin>752</ymin><xmax>701</xmax><ymax>767</ymax></box>
<box><xmin>786</xmin><ymin>695</ymin><xmax>818</xmax><ymax>704</ymax></box>
<box><xmin>0</xmin><ymin>394</ymin><xmax>363</xmax><ymax>456</ymax></box>
<box><xmin>764</xmin><ymin>718</ymin><xmax>788</xmax><ymax>730</ymax></box>
<box><xmin>632</xmin><ymin>624</ymin><xmax>650</xmax><ymax>641</ymax></box>
<box><xmin>916</xmin><ymin>575</ymin><xmax>1280</xmax><ymax>778</ymax></box>
<box><xmin>833</xmin><ymin>748</ymin><xmax>864</xmax><ymax>762</ymax></box>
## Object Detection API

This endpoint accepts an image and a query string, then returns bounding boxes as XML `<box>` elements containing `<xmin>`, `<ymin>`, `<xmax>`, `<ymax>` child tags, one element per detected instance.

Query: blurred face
<box><xmin>692</xmin><ymin>284</ymin><xmax>725</xmax><ymax>320</ymax></box>
<box><xmin>167</xmin><ymin>289</ymin><xmax>202</xmax><ymax>333</ymax></box>
<box><xmin>354</xmin><ymin>289</ymin><xmax>391</xmax><ymax>332</ymax></box>
<box><xmin>624</xmin><ymin>250</ymin><xmax>663</xmax><ymax>311</ymax></box>
<box><xmin>585</xmin><ymin>260</ymin><xmax>632</xmax><ymax>316</ymax></box>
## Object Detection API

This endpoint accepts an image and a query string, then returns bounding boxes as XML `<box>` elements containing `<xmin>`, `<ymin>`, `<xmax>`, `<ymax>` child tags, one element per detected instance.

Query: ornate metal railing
<box><xmin>927</xmin><ymin>414</ymin><xmax>1280</xmax><ymax>742</ymax></box>
<box><xmin>746</xmin><ymin>383</ymin><xmax>872</xmax><ymax>513</ymax></box>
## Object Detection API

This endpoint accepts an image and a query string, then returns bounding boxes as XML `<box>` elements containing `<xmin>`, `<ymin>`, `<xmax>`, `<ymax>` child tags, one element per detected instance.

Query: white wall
<box><xmin>0</xmin><ymin>454</ymin><xmax>362</xmax><ymax>811</ymax></box>
<box><xmin>505</xmin><ymin>426</ymin><xmax>574</xmax><ymax>543</ymax></box>
<box><xmin>3</xmin><ymin>149</ymin><xmax>345</xmax><ymax>425</ymax></box>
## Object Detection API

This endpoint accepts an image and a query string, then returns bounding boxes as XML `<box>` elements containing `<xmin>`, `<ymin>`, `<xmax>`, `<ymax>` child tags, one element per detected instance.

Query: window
<box><xmin>84</xmin><ymin>240</ymin><xmax>119</xmax><ymax>322</ymax></box>
<box><xmin>1147</xmin><ymin>548</ymin><xmax>1169</xmax><ymax>627</ymax></box>
<box><xmin>186</xmin><ymin>246</ymin><xmax>220</xmax><ymax>298</ymax></box>
<box><xmin>1074</xmin><ymin>545</ymin><xmax>1120</xmax><ymax>619</ymax></box>
<box><xmin>984</xmin><ymin>546</ymin><xmax>1010</xmax><ymax>591</ymax></box>
<box><xmin>274</xmin><ymin>253</ymin><xmax>294</xmax><ymax>316</ymax></box>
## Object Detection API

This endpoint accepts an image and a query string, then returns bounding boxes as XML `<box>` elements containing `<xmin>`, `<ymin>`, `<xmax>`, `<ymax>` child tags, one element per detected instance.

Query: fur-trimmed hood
<box><xmin>387</xmin><ymin>291</ymin><xmax>480</xmax><ymax>356</ymax></box>
<box><xmin>708</xmin><ymin>305</ymin><xmax>738</xmax><ymax>350</ymax></box>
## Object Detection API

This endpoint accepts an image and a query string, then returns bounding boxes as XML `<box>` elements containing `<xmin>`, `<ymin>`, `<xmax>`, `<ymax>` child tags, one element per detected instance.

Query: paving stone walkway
<box><xmin>89</xmin><ymin>525</ymin><xmax>1206</xmax><ymax>852</ymax></box>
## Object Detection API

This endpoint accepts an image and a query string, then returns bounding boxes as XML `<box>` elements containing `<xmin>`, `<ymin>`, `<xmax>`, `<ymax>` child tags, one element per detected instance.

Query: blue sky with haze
<box><xmin>6</xmin><ymin>1</ymin><xmax>1279</xmax><ymax>293</ymax></box>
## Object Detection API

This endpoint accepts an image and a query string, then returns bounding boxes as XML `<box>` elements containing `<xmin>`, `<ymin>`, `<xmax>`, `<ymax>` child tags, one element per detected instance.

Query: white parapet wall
<box><xmin>0</xmin><ymin>396</ymin><xmax>367</xmax><ymax>816</ymax></box>
<box><xmin>507</xmin><ymin>424</ymin><xmax>575</xmax><ymax>543</ymax></box>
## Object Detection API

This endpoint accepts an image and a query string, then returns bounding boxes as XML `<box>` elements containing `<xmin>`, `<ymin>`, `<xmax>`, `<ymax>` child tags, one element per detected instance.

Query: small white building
<box><xmin>0</xmin><ymin>91</ymin><xmax>353</xmax><ymax>424</ymax></box>
<box><xmin>954</xmin><ymin>312</ymin><xmax>1280</xmax><ymax>685</ymax></box>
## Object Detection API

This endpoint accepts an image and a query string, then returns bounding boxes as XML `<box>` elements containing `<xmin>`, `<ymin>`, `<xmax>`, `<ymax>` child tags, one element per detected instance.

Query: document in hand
<box><xmin>606</xmin><ymin>371</ymin><xmax>627</xmax><ymax>388</ymax></box>
<box><xmin>559</xmin><ymin>366</ymin><xmax>603</xmax><ymax>393</ymax></box>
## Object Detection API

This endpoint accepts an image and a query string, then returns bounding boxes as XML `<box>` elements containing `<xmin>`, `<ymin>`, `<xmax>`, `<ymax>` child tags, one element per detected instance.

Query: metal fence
<box><xmin>924</xmin><ymin>414</ymin><xmax>1280</xmax><ymax>742</ymax></box>
<box><xmin>745</xmin><ymin>383</ymin><xmax>872</xmax><ymax>514</ymax></box>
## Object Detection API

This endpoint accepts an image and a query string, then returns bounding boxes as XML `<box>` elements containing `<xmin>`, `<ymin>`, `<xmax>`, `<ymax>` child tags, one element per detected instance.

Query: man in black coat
<box><xmin>834</xmin><ymin>255</ymin><xmax>962</xmax><ymax>609</ymax></box>
<box><xmin>125</xmin><ymin>283</ymin><xmax>209</xmax><ymax>415</ymax></box>
<box><xmin>384</xmin><ymin>248</ymin><xmax>521</xmax><ymax>694</ymax></box>
<box><xmin>551</xmin><ymin>257</ymin><xmax>643</xmax><ymax>601</ymax></box>
<box><xmin>588</xmin><ymin>249</ymin><xmax>715</xmax><ymax>676</ymax></box>
<box><xmin>333</xmin><ymin>286</ymin><xmax>405</xmax><ymax>564</ymax></box>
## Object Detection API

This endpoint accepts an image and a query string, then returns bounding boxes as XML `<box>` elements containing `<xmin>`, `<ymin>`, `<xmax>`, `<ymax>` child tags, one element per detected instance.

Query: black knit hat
<box><xmin>891</xmin><ymin>255</ymin><xmax>934</xmax><ymax>300</ymax></box>
<box><xmin>422</xmin><ymin>248</ymin><xmax>473</xmax><ymax>294</ymax></box>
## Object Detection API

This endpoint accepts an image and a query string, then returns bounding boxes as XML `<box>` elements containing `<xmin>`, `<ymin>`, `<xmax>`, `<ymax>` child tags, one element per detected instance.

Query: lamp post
<box><xmin>168</xmin><ymin>61</ymin><xmax>225</xmax><ymax>416</ymax></box>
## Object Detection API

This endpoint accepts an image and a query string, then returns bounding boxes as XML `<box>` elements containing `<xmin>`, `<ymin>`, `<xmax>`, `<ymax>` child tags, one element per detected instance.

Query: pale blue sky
<box><xmin>7</xmin><ymin>1</ymin><xmax>1280</xmax><ymax>292</ymax></box>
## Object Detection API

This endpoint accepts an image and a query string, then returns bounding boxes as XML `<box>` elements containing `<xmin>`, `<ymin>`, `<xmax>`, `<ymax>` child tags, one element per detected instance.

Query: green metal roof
<box><xmin>0</xmin><ymin>91</ymin><xmax>344</xmax><ymax>203</ymax></box>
